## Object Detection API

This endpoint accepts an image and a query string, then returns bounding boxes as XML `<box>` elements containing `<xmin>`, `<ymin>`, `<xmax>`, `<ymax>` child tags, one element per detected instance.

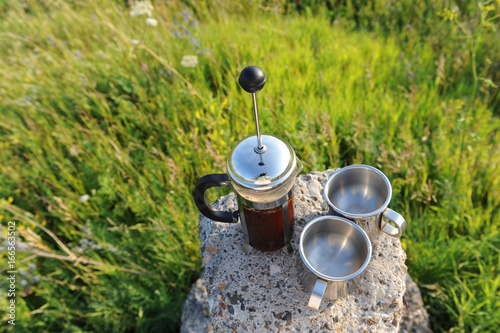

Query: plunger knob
<box><xmin>238</xmin><ymin>66</ymin><xmax>267</xmax><ymax>93</ymax></box>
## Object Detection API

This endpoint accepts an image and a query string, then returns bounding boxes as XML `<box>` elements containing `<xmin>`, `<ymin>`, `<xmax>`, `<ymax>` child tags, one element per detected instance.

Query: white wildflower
<box><xmin>130</xmin><ymin>1</ymin><xmax>154</xmax><ymax>17</ymax></box>
<box><xmin>145</xmin><ymin>17</ymin><xmax>158</xmax><ymax>27</ymax></box>
<box><xmin>79</xmin><ymin>194</ymin><xmax>90</xmax><ymax>202</ymax></box>
<box><xmin>181</xmin><ymin>55</ymin><xmax>198</xmax><ymax>68</ymax></box>
<box><xmin>131</xmin><ymin>39</ymin><xmax>141</xmax><ymax>45</ymax></box>
<box><xmin>69</xmin><ymin>145</ymin><xmax>79</xmax><ymax>156</ymax></box>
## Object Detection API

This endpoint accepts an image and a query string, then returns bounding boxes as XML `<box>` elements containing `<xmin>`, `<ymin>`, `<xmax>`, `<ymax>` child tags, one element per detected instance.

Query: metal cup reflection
<box><xmin>297</xmin><ymin>216</ymin><xmax>372</xmax><ymax>310</ymax></box>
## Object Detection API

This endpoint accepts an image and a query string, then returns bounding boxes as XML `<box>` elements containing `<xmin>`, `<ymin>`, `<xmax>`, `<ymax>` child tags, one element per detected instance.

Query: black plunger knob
<box><xmin>238</xmin><ymin>66</ymin><xmax>267</xmax><ymax>93</ymax></box>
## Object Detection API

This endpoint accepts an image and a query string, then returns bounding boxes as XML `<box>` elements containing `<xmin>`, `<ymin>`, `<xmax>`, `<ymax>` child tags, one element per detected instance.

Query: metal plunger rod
<box><xmin>252</xmin><ymin>93</ymin><xmax>263</xmax><ymax>149</ymax></box>
<box><xmin>238</xmin><ymin>66</ymin><xmax>267</xmax><ymax>152</ymax></box>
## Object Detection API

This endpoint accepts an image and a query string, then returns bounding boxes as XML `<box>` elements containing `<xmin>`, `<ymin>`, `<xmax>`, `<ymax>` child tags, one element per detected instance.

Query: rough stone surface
<box><xmin>181</xmin><ymin>278</ymin><xmax>213</xmax><ymax>333</ymax></box>
<box><xmin>184</xmin><ymin>170</ymin><xmax>411</xmax><ymax>332</ymax></box>
<box><xmin>400</xmin><ymin>275</ymin><xmax>432</xmax><ymax>333</ymax></box>
<box><xmin>181</xmin><ymin>273</ymin><xmax>431</xmax><ymax>333</ymax></box>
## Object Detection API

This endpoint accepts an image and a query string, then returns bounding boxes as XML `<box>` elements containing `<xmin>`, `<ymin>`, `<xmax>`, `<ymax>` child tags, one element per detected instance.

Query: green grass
<box><xmin>0</xmin><ymin>0</ymin><xmax>499</xmax><ymax>332</ymax></box>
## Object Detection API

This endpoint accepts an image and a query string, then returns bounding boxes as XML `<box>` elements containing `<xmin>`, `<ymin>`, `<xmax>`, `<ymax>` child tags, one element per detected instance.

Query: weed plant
<box><xmin>0</xmin><ymin>0</ymin><xmax>499</xmax><ymax>332</ymax></box>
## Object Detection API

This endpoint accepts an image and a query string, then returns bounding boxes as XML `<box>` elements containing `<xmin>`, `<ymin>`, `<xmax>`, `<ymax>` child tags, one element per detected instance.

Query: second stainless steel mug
<box><xmin>323</xmin><ymin>164</ymin><xmax>407</xmax><ymax>239</ymax></box>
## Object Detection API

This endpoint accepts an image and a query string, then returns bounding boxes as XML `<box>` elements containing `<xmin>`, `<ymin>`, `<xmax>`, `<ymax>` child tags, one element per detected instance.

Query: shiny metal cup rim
<box><xmin>323</xmin><ymin>164</ymin><xmax>392</xmax><ymax>219</ymax></box>
<box><xmin>299</xmin><ymin>216</ymin><xmax>372</xmax><ymax>282</ymax></box>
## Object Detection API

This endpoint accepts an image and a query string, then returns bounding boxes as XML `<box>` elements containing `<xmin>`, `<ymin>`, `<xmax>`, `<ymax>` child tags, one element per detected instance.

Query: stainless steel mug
<box><xmin>296</xmin><ymin>216</ymin><xmax>372</xmax><ymax>310</ymax></box>
<box><xmin>323</xmin><ymin>164</ymin><xmax>407</xmax><ymax>239</ymax></box>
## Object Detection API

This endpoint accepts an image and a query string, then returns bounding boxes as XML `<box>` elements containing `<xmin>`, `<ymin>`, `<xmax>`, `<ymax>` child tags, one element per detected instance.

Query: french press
<box><xmin>193</xmin><ymin>66</ymin><xmax>303</xmax><ymax>252</ymax></box>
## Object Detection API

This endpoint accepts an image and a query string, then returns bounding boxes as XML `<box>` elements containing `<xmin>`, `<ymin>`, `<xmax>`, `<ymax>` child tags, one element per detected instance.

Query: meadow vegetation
<box><xmin>0</xmin><ymin>0</ymin><xmax>499</xmax><ymax>332</ymax></box>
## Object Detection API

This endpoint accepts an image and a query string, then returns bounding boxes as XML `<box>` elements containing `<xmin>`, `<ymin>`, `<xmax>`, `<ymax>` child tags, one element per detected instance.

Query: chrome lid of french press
<box><xmin>228</xmin><ymin>134</ymin><xmax>298</xmax><ymax>191</ymax></box>
<box><xmin>228</xmin><ymin>66</ymin><xmax>301</xmax><ymax>191</ymax></box>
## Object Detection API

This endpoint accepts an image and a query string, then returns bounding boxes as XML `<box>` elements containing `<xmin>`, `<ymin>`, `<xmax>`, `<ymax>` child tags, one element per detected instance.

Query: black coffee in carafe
<box><xmin>242</xmin><ymin>194</ymin><xmax>294</xmax><ymax>251</ymax></box>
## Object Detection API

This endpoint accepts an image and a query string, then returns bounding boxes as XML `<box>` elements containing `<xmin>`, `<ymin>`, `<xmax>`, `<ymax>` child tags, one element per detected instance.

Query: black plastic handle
<box><xmin>193</xmin><ymin>174</ymin><xmax>238</xmax><ymax>223</ymax></box>
<box><xmin>238</xmin><ymin>66</ymin><xmax>267</xmax><ymax>93</ymax></box>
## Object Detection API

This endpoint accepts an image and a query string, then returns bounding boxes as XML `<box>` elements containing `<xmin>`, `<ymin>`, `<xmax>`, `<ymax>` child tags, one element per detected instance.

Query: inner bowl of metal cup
<box><xmin>324</xmin><ymin>165</ymin><xmax>392</xmax><ymax>218</ymax></box>
<box><xmin>299</xmin><ymin>216</ymin><xmax>371</xmax><ymax>281</ymax></box>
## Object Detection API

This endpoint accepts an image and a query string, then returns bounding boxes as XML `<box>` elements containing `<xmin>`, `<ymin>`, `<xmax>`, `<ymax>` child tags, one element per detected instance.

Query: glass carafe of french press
<box><xmin>193</xmin><ymin>66</ymin><xmax>303</xmax><ymax>252</ymax></box>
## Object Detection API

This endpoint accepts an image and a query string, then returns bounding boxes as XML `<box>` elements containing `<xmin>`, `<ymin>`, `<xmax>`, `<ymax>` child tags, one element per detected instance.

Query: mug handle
<box><xmin>380</xmin><ymin>208</ymin><xmax>407</xmax><ymax>238</ymax></box>
<box><xmin>307</xmin><ymin>279</ymin><xmax>328</xmax><ymax>310</ymax></box>
<box><xmin>193</xmin><ymin>174</ymin><xmax>238</xmax><ymax>223</ymax></box>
